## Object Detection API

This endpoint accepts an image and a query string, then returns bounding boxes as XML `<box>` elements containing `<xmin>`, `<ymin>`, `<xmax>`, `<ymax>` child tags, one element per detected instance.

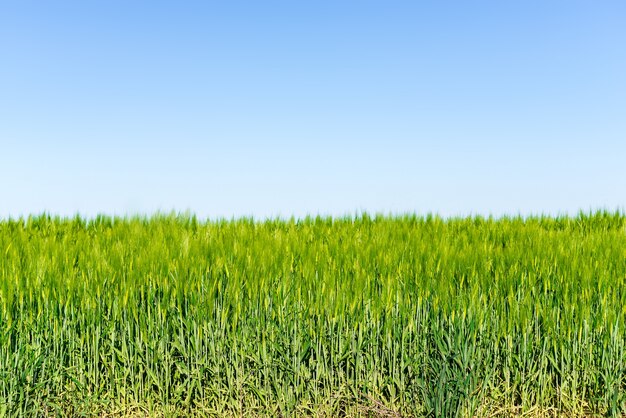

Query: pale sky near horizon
<box><xmin>1</xmin><ymin>1</ymin><xmax>625</xmax><ymax>219</ymax></box>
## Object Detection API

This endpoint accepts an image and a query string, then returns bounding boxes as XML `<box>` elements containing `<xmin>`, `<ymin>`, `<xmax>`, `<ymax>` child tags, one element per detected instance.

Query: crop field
<box><xmin>1</xmin><ymin>212</ymin><xmax>626</xmax><ymax>417</ymax></box>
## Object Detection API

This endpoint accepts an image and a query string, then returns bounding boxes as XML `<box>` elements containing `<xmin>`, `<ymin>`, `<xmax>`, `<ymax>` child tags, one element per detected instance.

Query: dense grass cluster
<box><xmin>1</xmin><ymin>212</ymin><xmax>626</xmax><ymax>416</ymax></box>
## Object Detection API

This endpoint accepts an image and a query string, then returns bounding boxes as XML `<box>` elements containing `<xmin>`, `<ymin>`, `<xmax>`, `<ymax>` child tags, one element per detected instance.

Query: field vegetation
<box><xmin>1</xmin><ymin>212</ymin><xmax>625</xmax><ymax>416</ymax></box>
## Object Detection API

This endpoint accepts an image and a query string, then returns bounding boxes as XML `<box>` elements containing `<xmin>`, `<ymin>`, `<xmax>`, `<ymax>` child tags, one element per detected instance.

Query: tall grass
<box><xmin>0</xmin><ymin>212</ymin><xmax>625</xmax><ymax>416</ymax></box>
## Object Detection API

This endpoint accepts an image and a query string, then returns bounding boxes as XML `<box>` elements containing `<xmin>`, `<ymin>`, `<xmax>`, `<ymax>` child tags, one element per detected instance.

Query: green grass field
<box><xmin>1</xmin><ymin>212</ymin><xmax>625</xmax><ymax>417</ymax></box>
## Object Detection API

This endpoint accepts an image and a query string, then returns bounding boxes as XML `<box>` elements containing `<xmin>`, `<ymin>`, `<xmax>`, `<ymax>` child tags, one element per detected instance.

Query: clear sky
<box><xmin>1</xmin><ymin>1</ymin><xmax>625</xmax><ymax>219</ymax></box>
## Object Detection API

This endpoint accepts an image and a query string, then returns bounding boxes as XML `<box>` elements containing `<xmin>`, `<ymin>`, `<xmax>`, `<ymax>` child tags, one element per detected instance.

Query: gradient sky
<box><xmin>1</xmin><ymin>1</ymin><xmax>625</xmax><ymax>219</ymax></box>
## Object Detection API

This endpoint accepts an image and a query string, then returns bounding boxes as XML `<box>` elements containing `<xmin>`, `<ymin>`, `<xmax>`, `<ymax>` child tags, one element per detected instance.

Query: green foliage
<box><xmin>0</xmin><ymin>211</ymin><xmax>625</xmax><ymax>416</ymax></box>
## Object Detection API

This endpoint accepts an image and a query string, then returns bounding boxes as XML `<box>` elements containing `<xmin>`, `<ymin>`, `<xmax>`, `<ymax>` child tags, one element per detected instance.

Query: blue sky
<box><xmin>1</xmin><ymin>1</ymin><xmax>625</xmax><ymax>219</ymax></box>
